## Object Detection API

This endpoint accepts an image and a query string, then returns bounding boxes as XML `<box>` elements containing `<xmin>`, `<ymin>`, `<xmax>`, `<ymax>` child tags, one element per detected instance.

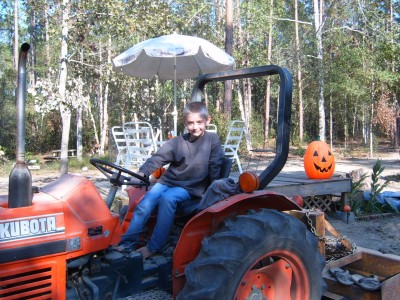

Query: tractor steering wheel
<box><xmin>90</xmin><ymin>158</ymin><xmax>150</xmax><ymax>188</ymax></box>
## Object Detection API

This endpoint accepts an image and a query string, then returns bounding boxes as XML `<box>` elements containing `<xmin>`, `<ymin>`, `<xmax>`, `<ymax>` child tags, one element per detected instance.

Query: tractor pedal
<box><xmin>123</xmin><ymin>290</ymin><xmax>172</xmax><ymax>300</ymax></box>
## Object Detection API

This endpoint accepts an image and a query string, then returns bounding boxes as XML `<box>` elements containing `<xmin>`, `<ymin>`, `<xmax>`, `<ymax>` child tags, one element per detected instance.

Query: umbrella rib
<box><xmin>154</xmin><ymin>56</ymin><xmax>164</xmax><ymax>78</ymax></box>
<box><xmin>192</xmin><ymin>55</ymin><xmax>202</xmax><ymax>76</ymax></box>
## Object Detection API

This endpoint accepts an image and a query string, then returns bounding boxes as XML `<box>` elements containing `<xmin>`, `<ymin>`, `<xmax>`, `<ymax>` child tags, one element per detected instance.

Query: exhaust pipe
<box><xmin>8</xmin><ymin>43</ymin><xmax>32</xmax><ymax>208</ymax></box>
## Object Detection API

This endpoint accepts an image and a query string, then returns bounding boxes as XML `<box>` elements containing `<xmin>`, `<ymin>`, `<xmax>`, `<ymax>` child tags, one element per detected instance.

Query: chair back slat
<box><xmin>206</xmin><ymin>124</ymin><xmax>217</xmax><ymax>133</ymax></box>
<box><xmin>111</xmin><ymin>126</ymin><xmax>127</xmax><ymax>165</ymax></box>
<box><xmin>123</xmin><ymin>121</ymin><xmax>158</xmax><ymax>169</ymax></box>
<box><xmin>223</xmin><ymin>120</ymin><xmax>245</xmax><ymax>173</ymax></box>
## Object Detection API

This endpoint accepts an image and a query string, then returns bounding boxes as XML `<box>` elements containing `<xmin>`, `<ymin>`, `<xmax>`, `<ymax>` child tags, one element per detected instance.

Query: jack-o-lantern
<box><xmin>303</xmin><ymin>140</ymin><xmax>335</xmax><ymax>179</ymax></box>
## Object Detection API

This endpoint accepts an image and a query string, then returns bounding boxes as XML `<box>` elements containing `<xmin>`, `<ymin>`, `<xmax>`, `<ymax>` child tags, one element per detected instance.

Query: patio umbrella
<box><xmin>112</xmin><ymin>33</ymin><xmax>235</xmax><ymax>134</ymax></box>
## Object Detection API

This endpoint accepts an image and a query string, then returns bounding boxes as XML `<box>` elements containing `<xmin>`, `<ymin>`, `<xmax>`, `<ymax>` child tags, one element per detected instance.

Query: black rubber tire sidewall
<box><xmin>178</xmin><ymin>209</ymin><xmax>326</xmax><ymax>300</ymax></box>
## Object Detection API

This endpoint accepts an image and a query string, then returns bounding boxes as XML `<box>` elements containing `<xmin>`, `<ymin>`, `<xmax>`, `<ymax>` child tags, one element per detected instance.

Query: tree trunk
<box><xmin>234</xmin><ymin>0</ymin><xmax>252</xmax><ymax>150</ymax></box>
<box><xmin>87</xmin><ymin>97</ymin><xmax>100</xmax><ymax>149</ymax></box>
<box><xmin>236</xmin><ymin>80</ymin><xmax>245</xmax><ymax>122</ymax></box>
<box><xmin>99</xmin><ymin>36</ymin><xmax>112</xmax><ymax>155</ymax></box>
<box><xmin>248</xmin><ymin>78</ymin><xmax>253</xmax><ymax>151</ymax></box>
<box><xmin>59</xmin><ymin>0</ymin><xmax>70</xmax><ymax>175</ymax></box>
<box><xmin>243</xmin><ymin>78</ymin><xmax>252</xmax><ymax>151</ymax></box>
<box><xmin>369</xmin><ymin>43</ymin><xmax>375</xmax><ymax>158</ymax></box>
<box><xmin>98</xmin><ymin>79</ymin><xmax>104</xmax><ymax>151</ymax></box>
<box><xmin>45</xmin><ymin>0</ymin><xmax>50</xmax><ymax>68</ymax></box>
<box><xmin>28</xmin><ymin>2</ymin><xmax>36</xmax><ymax>88</ymax></box>
<box><xmin>224</xmin><ymin>0</ymin><xmax>233</xmax><ymax>121</ymax></box>
<box><xmin>98</xmin><ymin>41</ymin><xmax>104</xmax><ymax>155</ymax></box>
<box><xmin>369</xmin><ymin>102</ymin><xmax>374</xmax><ymax>158</ymax></box>
<box><xmin>216</xmin><ymin>0</ymin><xmax>223</xmax><ymax>26</ymax></box>
<box><xmin>13</xmin><ymin>0</ymin><xmax>19</xmax><ymax>72</ymax></box>
<box><xmin>329</xmin><ymin>94</ymin><xmax>333</xmax><ymax>150</ymax></box>
<box><xmin>313</xmin><ymin>0</ymin><xmax>326</xmax><ymax>141</ymax></box>
<box><xmin>389</xmin><ymin>0</ymin><xmax>399</xmax><ymax>149</ymax></box>
<box><xmin>76</xmin><ymin>51</ymin><xmax>84</xmax><ymax>161</ymax></box>
<box><xmin>76</xmin><ymin>105</ymin><xmax>83</xmax><ymax>161</ymax></box>
<box><xmin>235</xmin><ymin>0</ymin><xmax>245</xmax><ymax>123</ymax></box>
<box><xmin>294</xmin><ymin>0</ymin><xmax>304</xmax><ymax>143</ymax></box>
<box><xmin>344</xmin><ymin>97</ymin><xmax>348</xmax><ymax>149</ymax></box>
<box><xmin>362</xmin><ymin>105</ymin><xmax>367</xmax><ymax>144</ymax></box>
<box><xmin>352</xmin><ymin>105</ymin><xmax>357</xmax><ymax>138</ymax></box>
<box><xmin>264</xmin><ymin>0</ymin><xmax>273</xmax><ymax>148</ymax></box>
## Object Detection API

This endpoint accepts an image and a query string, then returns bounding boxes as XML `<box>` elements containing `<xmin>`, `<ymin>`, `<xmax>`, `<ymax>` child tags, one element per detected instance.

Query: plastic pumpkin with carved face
<box><xmin>303</xmin><ymin>140</ymin><xmax>335</xmax><ymax>179</ymax></box>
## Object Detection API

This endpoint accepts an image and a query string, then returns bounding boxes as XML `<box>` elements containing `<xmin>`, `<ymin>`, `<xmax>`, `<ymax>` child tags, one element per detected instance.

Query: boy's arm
<box><xmin>208</xmin><ymin>135</ymin><xmax>225</xmax><ymax>181</ymax></box>
<box><xmin>139</xmin><ymin>141</ymin><xmax>174</xmax><ymax>177</ymax></box>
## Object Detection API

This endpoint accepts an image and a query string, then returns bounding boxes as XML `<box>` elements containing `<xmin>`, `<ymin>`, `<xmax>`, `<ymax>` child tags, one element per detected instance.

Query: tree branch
<box><xmin>69</xmin><ymin>59</ymin><xmax>97</xmax><ymax>68</ymax></box>
<box><xmin>270</xmin><ymin>17</ymin><xmax>312</xmax><ymax>26</ymax></box>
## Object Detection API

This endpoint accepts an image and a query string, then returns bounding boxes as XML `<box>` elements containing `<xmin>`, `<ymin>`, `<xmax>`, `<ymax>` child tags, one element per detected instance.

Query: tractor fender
<box><xmin>172</xmin><ymin>190</ymin><xmax>301</xmax><ymax>294</ymax></box>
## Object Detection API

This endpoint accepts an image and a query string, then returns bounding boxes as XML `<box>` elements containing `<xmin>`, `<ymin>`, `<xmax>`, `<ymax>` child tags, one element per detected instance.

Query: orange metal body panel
<box><xmin>172</xmin><ymin>191</ymin><xmax>301</xmax><ymax>297</ymax></box>
<box><xmin>121</xmin><ymin>187</ymin><xmax>147</xmax><ymax>234</ymax></box>
<box><xmin>0</xmin><ymin>174</ymin><xmax>122</xmax><ymax>298</ymax></box>
<box><xmin>0</xmin><ymin>174</ymin><xmax>121</xmax><ymax>256</ymax></box>
<box><xmin>0</xmin><ymin>254</ymin><xmax>66</xmax><ymax>299</ymax></box>
<box><xmin>0</xmin><ymin>198</ymin><xmax>66</xmax><ymax>250</ymax></box>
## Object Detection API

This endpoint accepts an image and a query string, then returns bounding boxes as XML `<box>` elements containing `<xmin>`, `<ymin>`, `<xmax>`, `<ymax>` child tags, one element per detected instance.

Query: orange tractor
<box><xmin>0</xmin><ymin>44</ymin><xmax>326</xmax><ymax>299</ymax></box>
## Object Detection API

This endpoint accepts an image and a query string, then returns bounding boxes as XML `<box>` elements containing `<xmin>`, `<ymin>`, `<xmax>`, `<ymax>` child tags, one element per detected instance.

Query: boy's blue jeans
<box><xmin>120</xmin><ymin>183</ymin><xmax>191</xmax><ymax>252</ymax></box>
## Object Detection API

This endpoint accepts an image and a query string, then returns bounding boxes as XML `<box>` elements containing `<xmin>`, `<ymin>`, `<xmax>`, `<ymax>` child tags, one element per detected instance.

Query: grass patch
<box><xmin>0</xmin><ymin>154</ymin><xmax>111</xmax><ymax>177</ymax></box>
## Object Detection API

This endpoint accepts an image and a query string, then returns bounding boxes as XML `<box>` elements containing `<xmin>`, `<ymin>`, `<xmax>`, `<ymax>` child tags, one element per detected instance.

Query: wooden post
<box><xmin>288</xmin><ymin>209</ymin><xmax>325</xmax><ymax>257</ymax></box>
<box><xmin>341</xmin><ymin>191</ymin><xmax>349</xmax><ymax>208</ymax></box>
<box><xmin>324</xmin><ymin>219</ymin><xmax>352</xmax><ymax>251</ymax></box>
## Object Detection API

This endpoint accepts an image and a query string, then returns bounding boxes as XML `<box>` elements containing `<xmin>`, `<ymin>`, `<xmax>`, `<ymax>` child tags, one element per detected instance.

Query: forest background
<box><xmin>0</xmin><ymin>0</ymin><xmax>399</xmax><ymax>175</ymax></box>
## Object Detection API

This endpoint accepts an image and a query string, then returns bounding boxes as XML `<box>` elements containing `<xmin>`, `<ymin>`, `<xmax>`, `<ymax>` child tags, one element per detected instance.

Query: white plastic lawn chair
<box><xmin>223</xmin><ymin>120</ymin><xmax>245</xmax><ymax>173</ymax></box>
<box><xmin>123</xmin><ymin>122</ymin><xmax>158</xmax><ymax>169</ymax></box>
<box><xmin>206</xmin><ymin>124</ymin><xmax>217</xmax><ymax>134</ymax></box>
<box><xmin>111</xmin><ymin>126</ymin><xmax>127</xmax><ymax>165</ymax></box>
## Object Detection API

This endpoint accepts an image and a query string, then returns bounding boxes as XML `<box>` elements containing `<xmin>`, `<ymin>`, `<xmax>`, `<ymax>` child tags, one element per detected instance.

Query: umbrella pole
<box><xmin>173</xmin><ymin>56</ymin><xmax>177</xmax><ymax>136</ymax></box>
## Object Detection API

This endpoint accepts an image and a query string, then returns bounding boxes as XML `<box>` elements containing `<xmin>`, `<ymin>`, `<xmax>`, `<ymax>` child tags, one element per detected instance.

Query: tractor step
<box><xmin>123</xmin><ymin>290</ymin><xmax>172</xmax><ymax>300</ymax></box>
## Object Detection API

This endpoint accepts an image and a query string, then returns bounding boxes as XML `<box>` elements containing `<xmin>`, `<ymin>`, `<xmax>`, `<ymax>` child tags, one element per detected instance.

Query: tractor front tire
<box><xmin>178</xmin><ymin>209</ymin><xmax>326</xmax><ymax>300</ymax></box>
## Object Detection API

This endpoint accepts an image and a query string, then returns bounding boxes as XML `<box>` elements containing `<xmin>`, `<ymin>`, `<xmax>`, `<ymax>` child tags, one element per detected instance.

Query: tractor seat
<box><xmin>175</xmin><ymin>157</ymin><xmax>233</xmax><ymax>216</ymax></box>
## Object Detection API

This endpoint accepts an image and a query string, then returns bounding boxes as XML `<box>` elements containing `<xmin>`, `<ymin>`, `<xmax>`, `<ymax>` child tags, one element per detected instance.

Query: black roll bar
<box><xmin>191</xmin><ymin>65</ymin><xmax>293</xmax><ymax>189</ymax></box>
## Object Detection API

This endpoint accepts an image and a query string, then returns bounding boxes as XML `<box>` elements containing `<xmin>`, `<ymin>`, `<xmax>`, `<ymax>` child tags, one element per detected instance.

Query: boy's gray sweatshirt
<box><xmin>139</xmin><ymin>131</ymin><xmax>224</xmax><ymax>197</ymax></box>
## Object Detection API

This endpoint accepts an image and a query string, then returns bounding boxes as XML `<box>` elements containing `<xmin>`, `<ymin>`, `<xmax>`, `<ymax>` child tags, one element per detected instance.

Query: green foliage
<box><xmin>68</xmin><ymin>157</ymin><xmax>103</xmax><ymax>170</ymax></box>
<box><xmin>1</xmin><ymin>0</ymin><xmax>399</xmax><ymax>159</ymax></box>
<box><xmin>207</xmin><ymin>111</ymin><xmax>230</xmax><ymax>143</ymax></box>
<box><xmin>362</xmin><ymin>159</ymin><xmax>392</xmax><ymax>215</ymax></box>
<box><xmin>0</xmin><ymin>146</ymin><xmax>8</xmax><ymax>169</ymax></box>
<box><xmin>366</xmin><ymin>159</ymin><xmax>389</xmax><ymax>210</ymax></box>
<box><xmin>249</xmin><ymin>112</ymin><xmax>269</xmax><ymax>149</ymax></box>
<box><xmin>347</xmin><ymin>160</ymin><xmax>398</xmax><ymax>216</ymax></box>
<box><xmin>348</xmin><ymin>172</ymin><xmax>368</xmax><ymax>216</ymax></box>
<box><xmin>292</xmin><ymin>147</ymin><xmax>306</xmax><ymax>157</ymax></box>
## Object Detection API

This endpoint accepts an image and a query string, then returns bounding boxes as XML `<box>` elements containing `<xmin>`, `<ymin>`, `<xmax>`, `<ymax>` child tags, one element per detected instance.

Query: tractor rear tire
<box><xmin>178</xmin><ymin>209</ymin><xmax>326</xmax><ymax>300</ymax></box>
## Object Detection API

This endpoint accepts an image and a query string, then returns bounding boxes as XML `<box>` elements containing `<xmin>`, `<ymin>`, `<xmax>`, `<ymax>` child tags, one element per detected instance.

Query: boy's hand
<box><xmin>130</xmin><ymin>172</ymin><xmax>146</xmax><ymax>184</ymax></box>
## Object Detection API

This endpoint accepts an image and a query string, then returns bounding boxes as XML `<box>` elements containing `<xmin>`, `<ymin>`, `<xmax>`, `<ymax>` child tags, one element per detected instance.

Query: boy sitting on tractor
<box><xmin>117</xmin><ymin>102</ymin><xmax>224</xmax><ymax>259</ymax></box>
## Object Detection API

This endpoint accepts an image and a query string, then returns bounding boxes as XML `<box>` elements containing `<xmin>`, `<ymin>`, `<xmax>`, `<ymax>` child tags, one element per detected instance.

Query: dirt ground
<box><xmin>1</xmin><ymin>151</ymin><xmax>399</xmax><ymax>257</ymax></box>
<box><xmin>282</xmin><ymin>152</ymin><xmax>400</xmax><ymax>256</ymax></box>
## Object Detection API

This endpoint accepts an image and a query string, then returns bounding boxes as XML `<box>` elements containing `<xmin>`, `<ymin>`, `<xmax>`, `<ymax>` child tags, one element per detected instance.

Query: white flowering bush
<box><xmin>28</xmin><ymin>68</ymin><xmax>90</xmax><ymax>115</ymax></box>
<box><xmin>0</xmin><ymin>146</ymin><xmax>7</xmax><ymax>163</ymax></box>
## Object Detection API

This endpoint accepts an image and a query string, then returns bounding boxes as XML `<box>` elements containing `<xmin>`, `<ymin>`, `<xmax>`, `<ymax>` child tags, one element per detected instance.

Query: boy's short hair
<box><xmin>183</xmin><ymin>102</ymin><xmax>209</xmax><ymax>120</ymax></box>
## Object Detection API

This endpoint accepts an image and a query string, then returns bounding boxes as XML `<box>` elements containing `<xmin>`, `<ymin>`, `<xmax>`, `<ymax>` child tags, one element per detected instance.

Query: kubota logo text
<box><xmin>0</xmin><ymin>214</ymin><xmax>65</xmax><ymax>242</ymax></box>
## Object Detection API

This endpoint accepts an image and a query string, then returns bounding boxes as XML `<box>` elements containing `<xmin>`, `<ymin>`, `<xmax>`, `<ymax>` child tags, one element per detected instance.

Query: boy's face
<box><xmin>184</xmin><ymin>112</ymin><xmax>210</xmax><ymax>140</ymax></box>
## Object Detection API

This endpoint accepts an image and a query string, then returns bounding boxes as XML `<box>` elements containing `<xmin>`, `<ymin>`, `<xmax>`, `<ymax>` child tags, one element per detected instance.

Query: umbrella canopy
<box><xmin>113</xmin><ymin>33</ymin><xmax>235</xmax><ymax>134</ymax></box>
